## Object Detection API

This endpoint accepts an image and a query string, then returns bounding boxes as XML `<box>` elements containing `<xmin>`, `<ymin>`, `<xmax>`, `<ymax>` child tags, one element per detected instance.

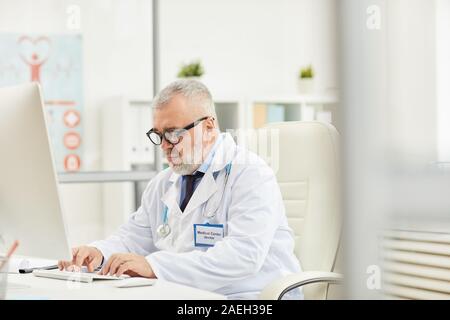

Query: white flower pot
<box><xmin>179</xmin><ymin>76</ymin><xmax>203</xmax><ymax>82</ymax></box>
<box><xmin>297</xmin><ymin>78</ymin><xmax>315</xmax><ymax>94</ymax></box>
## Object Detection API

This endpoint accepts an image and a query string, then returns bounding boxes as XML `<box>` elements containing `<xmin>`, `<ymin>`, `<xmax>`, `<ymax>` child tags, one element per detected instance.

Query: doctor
<box><xmin>58</xmin><ymin>79</ymin><xmax>302</xmax><ymax>299</ymax></box>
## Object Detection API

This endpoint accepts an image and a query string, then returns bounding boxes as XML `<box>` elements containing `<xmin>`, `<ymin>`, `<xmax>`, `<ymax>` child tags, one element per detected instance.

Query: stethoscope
<box><xmin>156</xmin><ymin>162</ymin><xmax>232</xmax><ymax>239</ymax></box>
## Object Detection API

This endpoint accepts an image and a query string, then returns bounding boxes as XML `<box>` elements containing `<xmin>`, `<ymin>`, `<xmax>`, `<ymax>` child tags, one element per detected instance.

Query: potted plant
<box><xmin>298</xmin><ymin>65</ymin><xmax>315</xmax><ymax>94</ymax></box>
<box><xmin>177</xmin><ymin>60</ymin><xmax>204</xmax><ymax>80</ymax></box>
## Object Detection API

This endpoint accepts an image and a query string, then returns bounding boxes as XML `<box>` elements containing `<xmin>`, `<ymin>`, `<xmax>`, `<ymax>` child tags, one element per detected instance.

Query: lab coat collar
<box><xmin>169</xmin><ymin>171</ymin><xmax>180</xmax><ymax>183</ymax></box>
<box><xmin>195</xmin><ymin>133</ymin><xmax>224</xmax><ymax>174</ymax></box>
<box><xmin>161</xmin><ymin>175</ymin><xmax>183</xmax><ymax>217</ymax></box>
<box><xmin>208</xmin><ymin>132</ymin><xmax>236</xmax><ymax>173</ymax></box>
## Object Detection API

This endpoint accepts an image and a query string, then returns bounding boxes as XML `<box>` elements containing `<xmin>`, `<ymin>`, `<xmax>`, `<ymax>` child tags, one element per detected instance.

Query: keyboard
<box><xmin>32</xmin><ymin>269</ymin><xmax>128</xmax><ymax>283</ymax></box>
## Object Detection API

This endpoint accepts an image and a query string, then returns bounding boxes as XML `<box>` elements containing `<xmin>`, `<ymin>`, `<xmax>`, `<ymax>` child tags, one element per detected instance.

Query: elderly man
<box><xmin>58</xmin><ymin>80</ymin><xmax>302</xmax><ymax>299</ymax></box>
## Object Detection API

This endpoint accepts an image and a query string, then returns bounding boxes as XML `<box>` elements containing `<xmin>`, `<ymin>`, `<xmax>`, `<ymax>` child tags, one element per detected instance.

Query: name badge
<box><xmin>194</xmin><ymin>223</ymin><xmax>224</xmax><ymax>247</ymax></box>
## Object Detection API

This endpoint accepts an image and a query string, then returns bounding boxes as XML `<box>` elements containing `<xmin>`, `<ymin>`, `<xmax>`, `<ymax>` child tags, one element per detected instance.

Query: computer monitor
<box><xmin>0</xmin><ymin>83</ymin><xmax>72</xmax><ymax>261</ymax></box>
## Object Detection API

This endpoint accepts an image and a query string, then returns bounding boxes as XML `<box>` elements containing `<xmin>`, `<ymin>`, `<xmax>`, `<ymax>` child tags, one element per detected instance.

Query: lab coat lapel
<box><xmin>161</xmin><ymin>172</ymin><xmax>182</xmax><ymax>216</ymax></box>
<box><xmin>182</xmin><ymin>133</ymin><xmax>237</xmax><ymax>215</ymax></box>
<box><xmin>182</xmin><ymin>171</ymin><xmax>217</xmax><ymax>215</ymax></box>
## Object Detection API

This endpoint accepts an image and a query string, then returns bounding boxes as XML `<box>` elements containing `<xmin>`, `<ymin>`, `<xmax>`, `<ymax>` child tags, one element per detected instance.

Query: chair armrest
<box><xmin>259</xmin><ymin>271</ymin><xmax>344</xmax><ymax>300</ymax></box>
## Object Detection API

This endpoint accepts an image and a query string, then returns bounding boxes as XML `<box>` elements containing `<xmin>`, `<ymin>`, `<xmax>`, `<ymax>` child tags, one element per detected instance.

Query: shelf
<box><xmin>248</xmin><ymin>95</ymin><xmax>338</xmax><ymax>129</ymax></box>
<box><xmin>58</xmin><ymin>170</ymin><xmax>156</xmax><ymax>183</ymax></box>
<box><xmin>249</xmin><ymin>95</ymin><xmax>338</xmax><ymax>105</ymax></box>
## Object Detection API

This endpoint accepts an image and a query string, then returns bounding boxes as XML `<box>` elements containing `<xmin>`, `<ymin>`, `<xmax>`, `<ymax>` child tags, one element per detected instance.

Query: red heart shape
<box><xmin>18</xmin><ymin>36</ymin><xmax>51</xmax><ymax>65</ymax></box>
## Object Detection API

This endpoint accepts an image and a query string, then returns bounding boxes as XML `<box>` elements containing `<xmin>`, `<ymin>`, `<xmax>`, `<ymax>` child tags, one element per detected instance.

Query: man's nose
<box><xmin>160</xmin><ymin>138</ymin><xmax>172</xmax><ymax>151</ymax></box>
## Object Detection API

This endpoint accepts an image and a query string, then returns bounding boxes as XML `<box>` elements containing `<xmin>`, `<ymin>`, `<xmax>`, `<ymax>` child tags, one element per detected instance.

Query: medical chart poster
<box><xmin>0</xmin><ymin>34</ymin><xmax>84</xmax><ymax>172</ymax></box>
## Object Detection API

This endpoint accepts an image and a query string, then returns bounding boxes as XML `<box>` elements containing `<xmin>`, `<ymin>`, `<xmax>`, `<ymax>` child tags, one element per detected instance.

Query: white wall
<box><xmin>386</xmin><ymin>0</ymin><xmax>437</xmax><ymax>165</ymax></box>
<box><xmin>0</xmin><ymin>0</ymin><xmax>153</xmax><ymax>245</ymax></box>
<box><xmin>436</xmin><ymin>0</ymin><xmax>450</xmax><ymax>162</ymax></box>
<box><xmin>159</xmin><ymin>0</ymin><xmax>338</xmax><ymax>98</ymax></box>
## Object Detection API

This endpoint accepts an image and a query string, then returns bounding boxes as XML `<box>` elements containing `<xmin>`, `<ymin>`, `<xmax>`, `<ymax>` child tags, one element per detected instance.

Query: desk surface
<box><xmin>6</xmin><ymin>273</ymin><xmax>225</xmax><ymax>300</ymax></box>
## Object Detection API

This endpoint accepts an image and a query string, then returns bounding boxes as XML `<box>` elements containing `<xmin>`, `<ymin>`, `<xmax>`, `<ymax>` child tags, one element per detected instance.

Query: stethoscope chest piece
<box><xmin>157</xmin><ymin>223</ymin><xmax>171</xmax><ymax>238</ymax></box>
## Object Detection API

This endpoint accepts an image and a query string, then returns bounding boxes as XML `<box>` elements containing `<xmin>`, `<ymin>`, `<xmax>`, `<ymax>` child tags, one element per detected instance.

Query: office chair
<box><xmin>246</xmin><ymin>121</ymin><xmax>343</xmax><ymax>299</ymax></box>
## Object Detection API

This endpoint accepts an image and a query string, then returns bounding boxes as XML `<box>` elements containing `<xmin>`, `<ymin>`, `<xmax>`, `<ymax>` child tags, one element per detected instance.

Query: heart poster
<box><xmin>0</xmin><ymin>34</ymin><xmax>83</xmax><ymax>172</ymax></box>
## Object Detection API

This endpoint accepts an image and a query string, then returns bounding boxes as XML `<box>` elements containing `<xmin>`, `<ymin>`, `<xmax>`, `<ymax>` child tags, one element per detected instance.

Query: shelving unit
<box><xmin>246</xmin><ymin>95</ymin><xmax>339</xmax><ymax>130</ymax></box>
<box><xmin>214</xmin><ymin>95</ymin><xmax>339</xmax><ymax>167</ymax></box>
<box><xmin>101</xmin><ymin>97</ymin><xmax>155</xmax><ymax>235</ymax></box>
<box><xmin>214</xmin><ymin>94</ymin><xmax>338</xmax><ymax>132</ymax></box>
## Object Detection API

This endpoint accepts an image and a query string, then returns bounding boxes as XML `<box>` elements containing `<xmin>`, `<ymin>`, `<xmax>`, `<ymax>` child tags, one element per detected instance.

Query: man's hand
<box><xmin>58</xmin><ymin>246</ymin><xmax>103</xmax><ymax>272</ymax></box>
<box><xmin>100</xmin><ymin>253</ymin><xmax>155</xmax><ymax>278</ymax></box>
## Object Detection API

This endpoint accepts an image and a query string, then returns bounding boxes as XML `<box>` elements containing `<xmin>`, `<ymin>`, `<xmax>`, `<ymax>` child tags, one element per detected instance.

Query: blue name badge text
<box><xmin>194</xmin><ymin>223</ymin><xmax>224</xmax><ymax>247</ymax></box>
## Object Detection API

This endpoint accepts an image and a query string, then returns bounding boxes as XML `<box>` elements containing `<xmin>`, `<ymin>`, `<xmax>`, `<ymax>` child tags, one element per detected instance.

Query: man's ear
<box><xmin>203</xmin><ymin>119</ymin><xmax>216</xmax><ymax>142</ymax></box>
<box><xmin>206</xmin><ymin>117</ymin><xmax>216</xmax><ymax>130</ymax></box>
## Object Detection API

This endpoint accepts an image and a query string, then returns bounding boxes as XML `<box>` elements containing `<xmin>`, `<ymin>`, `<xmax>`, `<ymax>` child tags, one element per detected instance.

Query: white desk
<box><xmin>6</xmin><ymin>273</ymin><xmax>225</xmax><ymax>300</ymax></box>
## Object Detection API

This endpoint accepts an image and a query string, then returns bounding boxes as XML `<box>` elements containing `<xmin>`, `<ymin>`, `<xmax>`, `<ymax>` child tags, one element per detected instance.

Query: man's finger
<box><xmin>61</xmin><ymin>260</ymin><xmax>73</xmax><ymax>270</ymax></box>
<box><xmin>108</xmin><ymin>257</ymin><xmax>125</xmax><ymax>276</ymax></box>
<box><xmin>86</xmin><ymin>260</ymin><xmax>94</xmax><ymax>273</ymax></box>
<box><xmin>74</xmin><ymin>249</ymin><xmax>90</xmax><ymax>267</ymax></box>
<box><xmin>101</xmin><ymin>255</ymin><xmax>117</xmax><ymax>275</ymax></box>
<box><xmin>71</xmin><ymin>247</ymin><xmax>80</xmax><ymax>262</ymax></box>
<box><xmin>87</xmin><ymin>255</ymin><xmax>100</xmax><ymax>273</ymax></box>
<box><xmin>115</xmin><ymin>262</ymin><xmax>130</xmax><ymax>277</ymax></box>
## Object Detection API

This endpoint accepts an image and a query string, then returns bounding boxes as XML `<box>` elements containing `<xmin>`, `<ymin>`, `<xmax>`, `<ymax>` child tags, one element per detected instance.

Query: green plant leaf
<box><xmin>178</xmin><ymin>60</ymin><xmax>204</xmax><ymax>77</ymax></box>
<box><xmin>299</xmin><ymin>65</ymin><xmax>314</xmax><ymax>79</ymax></box>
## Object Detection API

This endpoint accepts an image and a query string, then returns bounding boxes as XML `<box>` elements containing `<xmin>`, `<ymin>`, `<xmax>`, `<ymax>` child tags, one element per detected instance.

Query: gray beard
<box><xmin>171</xmin><ymin>163</ymin><xmax>200</xmax><ymax>175</ymax></box>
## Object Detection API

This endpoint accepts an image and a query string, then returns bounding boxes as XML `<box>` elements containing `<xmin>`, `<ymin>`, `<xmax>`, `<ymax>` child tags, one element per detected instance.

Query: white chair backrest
<box><xmin>244</xmin><ymin>121</ymin><xmax>341</xmax><ymax>299</ymax></box>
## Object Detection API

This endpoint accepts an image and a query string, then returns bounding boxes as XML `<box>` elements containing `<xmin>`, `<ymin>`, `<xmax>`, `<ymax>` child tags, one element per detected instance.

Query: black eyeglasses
<box><xmin>146</xmin><ymin>116</ymin><xmax>211</xmax><ymax>146</ymax></box>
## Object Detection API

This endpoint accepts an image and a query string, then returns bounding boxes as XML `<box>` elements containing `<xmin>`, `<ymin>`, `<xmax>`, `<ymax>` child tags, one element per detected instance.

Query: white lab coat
<box><xmin>91</xmin><ymin>133</ymin><xmax>302</xmax><ymax>299</ymax></box>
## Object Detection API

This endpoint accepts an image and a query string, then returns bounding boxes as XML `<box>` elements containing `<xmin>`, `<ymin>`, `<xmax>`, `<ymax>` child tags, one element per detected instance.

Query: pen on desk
<box><xmin>18</xmin><ymin>264</ymin><xmax>59</xmax><ymax>274</ymax></box>
<box><xmin>18</xmin><ymin>264</ymin><xmax>102</xmax><ymax>274</ymax></box>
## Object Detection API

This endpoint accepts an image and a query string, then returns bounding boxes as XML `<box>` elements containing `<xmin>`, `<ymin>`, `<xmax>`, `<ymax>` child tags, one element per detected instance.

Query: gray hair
<box><xmin>152</xmin><ymin>79</ymin><xmax>217</xmax><ymax>119</ymax></box>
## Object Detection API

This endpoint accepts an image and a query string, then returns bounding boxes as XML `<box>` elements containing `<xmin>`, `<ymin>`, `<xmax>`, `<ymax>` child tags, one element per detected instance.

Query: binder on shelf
<box><xmin>253</xmin><ymin>103</ymin><xmax>267</xmax><ymax>129</ymax></box>
<box><xmin>128</xmin><ymin>102</ymin><xmax>153</xmax><ymax>164</ymax></box>
<box><xmin>128</xmin><ymin>104</ymin><xmax>141</xmax><ymax>162</ymax></box>
<box><xmin>267</xmin><ymin>104</ymin><xmax>285</xmax><ymax>123</ymax></box>
<box><xmin>139</xmin><ymin>105</ymin><xmax>153</xmax><ymax>162</ymax></box>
